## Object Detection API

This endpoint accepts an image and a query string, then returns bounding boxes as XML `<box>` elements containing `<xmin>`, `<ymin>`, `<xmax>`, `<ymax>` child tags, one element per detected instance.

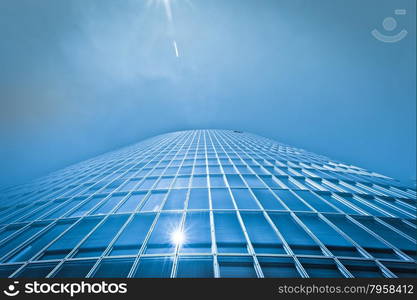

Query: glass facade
<box><xmin>0</xmin><ymin>129</ymin><xmax>415</xmax><ymax>278</ymax></box>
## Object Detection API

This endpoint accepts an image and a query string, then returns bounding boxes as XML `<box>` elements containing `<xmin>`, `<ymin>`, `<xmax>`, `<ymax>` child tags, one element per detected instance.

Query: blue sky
<box><xmin>0</xmin><ymin>0</ymin><xmax>415</xmax><ymax>188</ymax></box>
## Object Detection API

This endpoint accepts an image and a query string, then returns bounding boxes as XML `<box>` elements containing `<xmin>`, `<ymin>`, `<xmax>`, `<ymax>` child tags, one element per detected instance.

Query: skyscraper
<box><xmin>0</xmin><ymin>130</ymin><xmax>415</xmax><ymax>278</ymax></box>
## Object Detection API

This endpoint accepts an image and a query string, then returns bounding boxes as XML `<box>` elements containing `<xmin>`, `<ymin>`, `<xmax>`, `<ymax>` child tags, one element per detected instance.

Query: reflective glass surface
<box><xmin>0</xmin><ymin>130</ymin><xmax>415</xmax><ymax>277</ymax></box>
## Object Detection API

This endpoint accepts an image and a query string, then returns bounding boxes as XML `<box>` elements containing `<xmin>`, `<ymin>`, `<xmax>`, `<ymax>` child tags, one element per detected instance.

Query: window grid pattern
<box><xmin>0</xmin><ymin>129</ymin><xmax>415</xmax><ymax>278</ymax></box>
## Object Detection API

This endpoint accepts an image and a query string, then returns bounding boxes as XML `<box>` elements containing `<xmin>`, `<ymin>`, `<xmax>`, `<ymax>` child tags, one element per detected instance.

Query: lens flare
<box><xmin>171</xmin><ymin>229</ymin><xmax>185</xmax><ymax>245</ymax></box>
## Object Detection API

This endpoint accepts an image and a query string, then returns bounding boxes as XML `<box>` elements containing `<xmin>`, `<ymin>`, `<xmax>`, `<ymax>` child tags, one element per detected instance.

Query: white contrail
<box><xmin>163</xmin><ymin>0</ymin><xmax>173</xmax><ymax>22</ymax></box>
<box><xmin>173</xmin><ymin>40</ymin><xmax>179</xmax><ymax>57</ymax></box>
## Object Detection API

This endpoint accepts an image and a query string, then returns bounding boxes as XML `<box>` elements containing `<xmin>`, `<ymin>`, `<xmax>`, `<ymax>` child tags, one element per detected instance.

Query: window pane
<box><xmin>110</xmin><ymin>213</ymin><xmax>156</xmax><ymax>256</ymax></box>
<box><xmin>380</xmin><ymin>217</ymin><xmax>416</xmax><ymax>240</ymax></box>
<box><xmin>133</xmin><ymin>257</ymin><xmax>173</xmax><ymax>278</ymax></box>
<box><xmin>294</xmin><ymin>190</ymin><xmax>337</xmax><ymax>213</ymax></box>
<box><xmin>352</xmin><ymin>216</ymin><xmax>416</xmax><ymax>258</ymax></box>
<box><xmin>137</xmin><ymin>177</ymin><xmax>157</xmax><ymax>190</ymax></box>
<box><xmin>7</xmin><ymin>220</ymin><xmax>75</xmax><ymax>262</ymax></box>
<box><xmin>119</xmin><ymin>179</ymin><xmax>140</xmax><ymax>191</ymax></box>
<box><xmin>243</xmin><ymin>175</ymin><xmax>266</xmax><ymax>188</ymax></box>
<box><xmin>226</xmin><ymin>175</ymin><xmax>245</xmax><ymax>188</ymax></box>
<box><xmin>92</xmin><ymin>258</ymin><xmax>134</xmax><ymax>277</ymax></box>
<box><xmin>218</xmin><ymin>256</ymin><xmax>257</xmax><ymax>278</ymax></box>
<box><xmin>0</xmin><ymin>224</ymin><xmax>25</xmax><ymax>243</ymax></box>
<box><xmin>156</xmin><ymin>177</ymin><xmax>174</xmax><ymax>189</ymax></box>
<box><xmin>269</xmin><ymin>213</ymin><xmax>322</xmax><ymax>255</ymax></box>
<box><xmin>116</xmin><ymin>193</ymin><xmax>145</xmax><ymax>213</ymax></box>
<box><xmin>231</xmin><ymin>189</ymin><xmax>259</xmax><ymax>209</ymax></box>
<box><xmin>42</xmin><ymin>197</ymin><xmax>86</xmax><ymax>220</ymax></box>
<box><xmin>297</xmin><ymin>214</ymin><xmax>362</xmax><ymax>257</ymax></box>
<box><xmin>273</xmin><ymin>190</ymin><xmax>312</xmax><ymax>211</ymax></box>
<box><xmin>68</xmin><ymin>195</ymin><xmax>105</xmax><ymax>217</ymax></box>
<box><xmin>22</xmin><ymin>200</ymin><xmax>67</xmax><ymax>222</ymax></box>
<box><xmin>252</xmin><ymin>189</ymin><xmax>286</xmax><ymax>210</ymax></box>
<box><xmin>260</xmin><ymin>176</ymin><xmax>283</xmax><ymax>189</ymax></box>
<box><xmin>340</xmin><ymin>259</ymin><xmax>385</xmax><ymax>278</ymax></box>
<box><xmin>74</xmin><ymin>215</ymin><xmax>129</xmax><ymax>258</ymax></box>
<box><xmin>140</xmin><ymin>191</ymin><xmax>166</xmax><ymax>212</ymax></box>
<box><xmin>145</xmin><ymin>213</ymin><xmax>182</xmax><ymax>254</ymax></box>
<box><xmin>173</xmin><ymin>176</ymin><xmax>190</xmax><ymax>188</ymax></box>
<box><xmin>214</xmin><ymin>212</ymin><xmax>247</xmax><ymax>253</ymax></box>
<box><xmin>39</xmin><ymin>217</ymin><xmax>102</xmax><ymax>260</ymax></box>
<box><xmin>381</xmin><ymin>262</ymin><xmax>417</xmax><ymax>278</ymax></box>
<box><xmin>16</xmin><ymin>262</ymin><xmax>58</xmax><ymax>278</ymax></box>
<box><xmin>211</xmin><ymin>189</ymin><xmax>234</xmax><ymax>209</ymax></box>
<box><xmin>180</xmin><ymin>212</ymin><xmax>211</xmax><ymax>253</ymax></box>
<box><xmin>299</xmin><ymin>258</ymin><xmax>345</xmax><ymax>278</ymax></box>
<box><xmin>188</xmin><ymin>188</ymin><xmax>209</xmax><ymax>209</ymax></box>
<box><xmin>192</xmin><ymin>175</ymin><xmax>208</xmax><ymax>188</ymax></box>
<box><xmin>0</xmin><ymin>264</ymin><xmax>22</xmax><ymax>278</ymax></box>
<box><xmin>52</xmin><ymin>260</ymin><xmax>96</xmax><ymax>278</ymax></box>
<box><xmin>326</xmin><ymin>215</ymin><xmax>399</xmax><ymax>259</ymax></box>
<box><xmin>176</xmin><ymin>256</ymin><xmax>214</xmax><ymax>278</ymax></box>
<box><xmin>258</xmin><ymin>257</ymin><xmax>301</xmax><ymax>278</ymax></box>
<box><xmin>90</xmin><ymin>194</ymin><xmax>125</xmax><ymax>215</ymax></box>
<box><xmin>241</xmin><ymin>212</ymin><xmax>285</xmax><ymax>254</ymax></box>
<box><xmin>0</xmin><ymin>222</ymin><xmax>49</xmax><ymax>260</ymax></box>
<box><xmin>210</xmin><ymin>175</ymin><xmax>226</xmax><ymax>187</ymax></box>
<box><xmin>163</xmin><ymin>189</ymin><xmax>187</xmax><ymax>210</ymax></box>
<box><xmin>320</xmin><ymin>194</ymin><xmax>362</xmax><ymax>215</ymax></box>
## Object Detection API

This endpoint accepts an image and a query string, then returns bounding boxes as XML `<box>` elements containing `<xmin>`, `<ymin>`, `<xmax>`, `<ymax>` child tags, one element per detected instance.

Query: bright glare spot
<box><xmin>171</xmin><ymin>229</ymin><xmax>185</xmax><ymax>245</ymax></box>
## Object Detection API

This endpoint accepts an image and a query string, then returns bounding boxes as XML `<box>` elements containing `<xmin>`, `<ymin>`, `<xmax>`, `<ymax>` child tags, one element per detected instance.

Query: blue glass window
<box><xmin>187</xmin><ymin>188</ymin><xmax>209</xmax><ymax>209</ymax></box>
<box><xmin>110</xmin><ymin>213</ymin><xmax>155</xmax><ymax>256</ymax></box>
<box><xmin>92</xmin><ymin>258</ymin><xmax>134</xmax><ymax>277</ymax></box>
<box><xmin>145</xmin><ymin>213</ymin><xmax>182</xmax><ymax>254</ymax></box>
<box><xmin>90</xmin><ymin>194</ymin><xmax>125</xmax><ymax>215</ymax></box>
<box><xmin>39</xmin><ymin>217</ymin><xmax>102</xmax><ymax>260</ymax></box>
<box><xmin>68</xmin><ymin>195</ymin><xmax>105</xmax><ymax>217</ymax></box>
<box><xmin>299</xmin><ymin>258</ymin><xmax>345</xmax><ymax>278</ymax></box>
<box><xmin>173</xmin><ymin>176</ymin><xmax>190</xmax><ymax>188</ymax></box>
<box><xmin>226</xmin><ymin>175</ymin><xmax>245</xmax><ymax>187</ymax></box>
<box><xmin>140</xmin><ymin>191</ymin><xmax>166</xmax><ymax>212</ymax></box>
<box><xmin>297</xmin><ymin>213</ymin><xmax>362</xmax><ymax>257</ymax></box>
<box><xmin>116</xmin><ymin>192</ymin><xmax>145</xmax><ymax>213</ymax></box>
<box><xmin>241</xmin><ymin>212</ymin><xmax>285</xmax><ymax>254</ymax></box>
<box><xmin>252</xmin><ymin>189</ymin><xmax>286</xmax><ymax>210</ymax></box>
<box><xmin>7</xmin><ymin>220</ymin><xmax>75</xmax><ymax>262</ymax></box>
<box><xmin>0</xmin><ymin>222</ymin><xmax>50</xmax><ymax>260</ymax></box>
<box><xmin>181</xmin><ymin>212</ymin><xmax>211</xmax><ymax>253</ymax></box>
<box><xmin>74</xmin><ymin>215</ymin><xmax>129</xmax><ymax>258</ymax></box>
<box><xmin>269</xmin><ymin>213</ymin><xmax>322</xmax><ymax>255</ymax></box>
<box><xmin>381</xmin><ymin>262</ymin><xmax>417</xmax><ymax>278</ymax></box>
<box><xmin>326</xmin><ymin>215</ymin><xmax>399</xmax><ymax>259</ymax></box>
<box><xmin>52</xmin><ymin>260</ymin><xmax>96</xmax><ymax>278</ymax></box>
<box><xmin>211</xmin><ymin>189</ymin><xmax>234</xmax><ymax>209</ymax></box>
<box><xmin>273</xmin><ymin>190</ymin><xmax>312</xmax><ymax>211</ymax></box>
<box><xmin>176</xmin><ymin>256</ymin><xmax>214</xmax><ymax>278</ymax></box>
<box><xmin>133</xmin><ymin>257</ymin><xmax>173</xmax><ymax>278</ymax></box>
<box><xmin>214</xmin><ymin>212</ymin><xmax>247</xmax><ymax>253</ymax></box>
<box><xmin>16</xmin><ymin>262</ymin><xmax>58</xmax><ymax>278</ymax></box>
<box><xmin>340</xmin><ymin>259</ymin><xmax>385</xmax><ymax>278</ymax></box>
<box><xmin>218</xmin><ymin>256</ymin><xmax>257</xmax><ymax>278</ymax></box>
<box><xmin>231</xmin><ymin>189</ymin><xmax>260</xmax><ymax>209</ymax></box>
<box><xmin>210</xmin><ymin>175</ymin><xmax>226</xmax><ymax>187</ymax></box>
<box><xmin>163</xmin><ymin>189</ymin><xmax>187</xmax><ymax>210</ymax></box>
<box><xmin>258</xmin><ymin>257</ymin><xmax>301</xmax><ymax>278</ymax></box>
<box><xmin>294</xmin><ymin>190</ymin><xmax>337</xmax><ymax>213</ymax></box>
<box><xmin>192</xmin><ymin>175</ymin><xmax>208</xmax><ymax>188</ymax></box>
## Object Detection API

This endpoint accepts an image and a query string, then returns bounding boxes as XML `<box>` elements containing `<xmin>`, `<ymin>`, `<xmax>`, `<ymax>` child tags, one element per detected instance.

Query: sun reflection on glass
<box><xmin>171</xmin><ymin>229</ymin><xmax>185</xmax><ymax>245</ymax></box>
